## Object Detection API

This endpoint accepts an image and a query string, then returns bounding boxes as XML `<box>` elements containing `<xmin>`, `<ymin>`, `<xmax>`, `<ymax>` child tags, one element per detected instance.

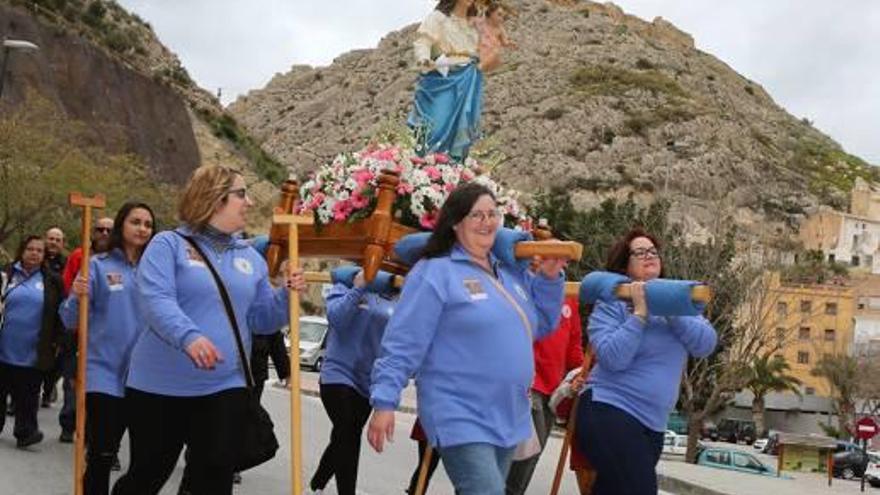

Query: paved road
<box><xmin>0</xmin><ymin>372</ymin><xmax>607</xmax><ymax>495</ymax></box>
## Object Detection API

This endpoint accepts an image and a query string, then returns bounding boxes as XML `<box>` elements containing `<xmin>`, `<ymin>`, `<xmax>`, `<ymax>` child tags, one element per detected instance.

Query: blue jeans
<box><xmin>438</xmin><ymin>443</ymin><xmax>515</xmax><ymax>495</ymax></box>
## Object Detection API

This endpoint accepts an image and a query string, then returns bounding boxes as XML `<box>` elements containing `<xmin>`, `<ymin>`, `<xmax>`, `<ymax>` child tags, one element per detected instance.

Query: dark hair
<box><xmin>14</xmin><ymin>235</ymin><xmax>45</xmax><ymax>264</ymax></box>
<box><xmin>109</xmin><ymin>202</ymin><xmax>157</xmax><ymax>253</ymax></box>
<box><xmin>420</xmin><ymin>182</ymin><xmax>495</xmax><ymax>259</ymax></box>
<box><xmin>604</xmin><ymin>227</ymin><xmax>664</xmax><ymax>277</ymax></box>
<box><xmin>436</xmin><ymin>0</ymin><xmax>477</xmax><ymax>17</ymax></box>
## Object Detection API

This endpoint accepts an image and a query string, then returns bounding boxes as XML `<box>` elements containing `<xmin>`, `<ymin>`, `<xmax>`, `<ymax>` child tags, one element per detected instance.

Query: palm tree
<box><xmin>746</xmin><ymin>355</ymin><xmax>801</xmax><ymax>436</ymax></box>
<box><xmin>812</xmin><ymin>354</ymin><xmax>859</xmax><ymax>437</ymax></box>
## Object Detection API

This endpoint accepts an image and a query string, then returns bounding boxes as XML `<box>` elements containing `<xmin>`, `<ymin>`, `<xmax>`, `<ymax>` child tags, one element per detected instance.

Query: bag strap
<box><xmin>175</xmin><ymin>232</ymin><xmax>255</xmax><ymax>389</ymax></box>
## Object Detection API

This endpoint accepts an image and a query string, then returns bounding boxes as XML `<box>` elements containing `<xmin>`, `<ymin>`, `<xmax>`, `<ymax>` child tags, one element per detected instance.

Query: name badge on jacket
<box><xmin>106</xmin><ymin>272</ymin><xmax>124</xmax><ymax>291</ymax></box>
<box><xmin>185</xmin><ymin>247</ymin><xmax>206</xmax><ymax>267</ymax></box>
<box><xmin>463</xmin><ymin>278</ymin><xmax>487</xmax><ymax>301</ymax></box>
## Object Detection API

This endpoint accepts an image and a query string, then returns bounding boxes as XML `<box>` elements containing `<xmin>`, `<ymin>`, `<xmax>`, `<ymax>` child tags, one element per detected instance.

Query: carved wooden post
<box><xmin>68</xmin><ymin>192</ymin><xmax>106</xmax><ymax>495</ymax></box>
<box><xmin>274</xmin><ymin>212</ymin><xmax>314</xmax><ymax>495</ymax></box>
<box><xmin>363</xmin><ymin>169</ymin><xmax>400</xmax><ymax>282</ymax></box>
<box><xmin>268</xmin><ymin>178</ymin><xmax>299</xmax><ymax>278</ymax></box>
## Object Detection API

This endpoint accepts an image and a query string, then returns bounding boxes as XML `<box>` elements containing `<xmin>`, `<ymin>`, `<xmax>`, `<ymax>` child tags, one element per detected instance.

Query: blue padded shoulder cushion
<box><xmin>580</xmin><ymin>271</ymin><xmax>630</xmax><ymax>305</ymax></box>
<box><xmin>330</xmin><ymin>266</ymin><xmax>397</xmax><ymax>294</ymax></box>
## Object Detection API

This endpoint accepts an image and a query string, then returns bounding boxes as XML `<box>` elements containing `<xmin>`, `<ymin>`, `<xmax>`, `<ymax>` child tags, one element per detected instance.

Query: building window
<box><xmin>828</xmin><ymin>254</ymin><xmax>836</xmax><ymax>263</ymax></box>
<box><xmin>776</xmin><ymin>302</ymin><xmax>788</xmax><ymax>315</ymax></box>
<box><xmin>800</xmin><ymin>300</ymin><xmax>812</xmax><ymax>313</ymax></box>
<box><xmin>859</xmin><ymin>303</ymin><xmax>866</xmax><ymax>310</ymax></box>
<box><xmin>805</xmin><ymin>387</ymin><xmax>815</xmax><ymax>395</ymax></box>
<box><xmin>824</xmin><ymin>329</ymin><xmax>836</xmax><ymax>341</ymax></box>
<box><xmin>866</xmin><ymin>255</ymin><xmax>874</xmax><ymax>267</ymax></box>
<box><xmin>853</xmin><ymin>234</ymin><xmax>859</xmax><ymax>247</ymax></box>
<box><xmin>799</xmin><ymin>327</ymin><xmax>811</xmax><ymax>340</ymax></box>
<box><xmin>852</xmin><ymin>255</ymin><xmax>860</xmax><ymax>266</ymax></box>
<box><xmin>797</xmin><ymin>351</ymin><xmax>810</xmax><ymax>364</ymax></box>
<box><xmin>775</xmin><ymin>328</ymin><xmax>785</xmax><ymax>344</ymax></box>
<box><xmin>825</xmin><ymin>303</ymin><xmax>838</xmax><ymax>315</ymax></box>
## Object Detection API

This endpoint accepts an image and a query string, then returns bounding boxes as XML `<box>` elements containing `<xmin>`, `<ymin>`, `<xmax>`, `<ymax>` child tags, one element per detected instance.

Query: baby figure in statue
<box><xmin>474</xmin><ymin>1</ymin><xmax>516</xmax><ymax>72</ymax></box>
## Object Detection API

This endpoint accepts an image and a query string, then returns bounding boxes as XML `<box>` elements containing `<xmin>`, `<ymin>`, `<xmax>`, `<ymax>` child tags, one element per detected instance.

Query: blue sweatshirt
<box><xmin>59</xmin><ymin>249</ymin><xmax>143</xmax><ymax>397</ymax></box>
<box><xmin>371</xmin><ymin>244</ymin><xmax>565</xmax><ymax>448</ymax></box>
<box><xmin>127</xmin><ymin>226</ymin><xmax>289</xmax><ymax>397</ymax></box>
<box><xmin>321</xmin><ymin>283</ymin><xmax>397</xmax><ymax>398</ymax></box>
<box><xmin>587</xmin><ymin>300</ymin><xmax>717</xmax><ymax>432</ymax></box>
<box><xmin>0</xmin><ymin>263</ymin><xmax>44</xmax><ymax>367</ymax></box>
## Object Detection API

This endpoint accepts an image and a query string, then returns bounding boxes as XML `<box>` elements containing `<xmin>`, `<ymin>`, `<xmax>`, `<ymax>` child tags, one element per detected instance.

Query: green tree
<box><xmin>0</xmin><ymin>93</ymin><xmax>177</xmax><ymax>255</ymax></box>
<box><xmin>811</xmin><ymin>354</ymin><xmax>859</xmax><ymax>437</ymax></box>
<box><xmin>745</xmin><ymin>355</ymin><xmax>801</xmax><ymax>436</ymax></box>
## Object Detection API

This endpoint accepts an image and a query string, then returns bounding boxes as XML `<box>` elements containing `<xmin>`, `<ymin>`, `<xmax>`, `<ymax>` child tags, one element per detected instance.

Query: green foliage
<box><xmin>621</xmin><ymin>104</ymin><xmax>697</xmax><ymax>137</ymax></box>
<box><xmin>780</xmin><ymin>250</ymin><xmax>849</xmax><ymax>284</ymax></box>
<box><xmin>571</xmin><ymin>65</ymin><xmax>687</xmax><ymax>98</ymax></box>
<box><xmin>747</xmin><ymin>355</ymin><xmax>802</xmax><ymax>399</ymax></box>
<box><xmin>785</xmin><ymin>138</ymin><xmax>880</xmax><ymax>201</ymax></box>
<box><xmin>195</xmin><ymin>108</ymin><xmax>287</xmax><ymax>184</ymax></box>
<box><xmin>0</xmin><ymin>94</ymin><xmax>177</xmax><ymax>253</ymax></box>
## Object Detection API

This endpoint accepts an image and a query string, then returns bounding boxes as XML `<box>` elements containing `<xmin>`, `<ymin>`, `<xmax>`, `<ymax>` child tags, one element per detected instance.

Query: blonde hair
<box><xmin>178</xmin><ymin>166</ymin><xmax>241</xmax><ymax>229</ymax></box>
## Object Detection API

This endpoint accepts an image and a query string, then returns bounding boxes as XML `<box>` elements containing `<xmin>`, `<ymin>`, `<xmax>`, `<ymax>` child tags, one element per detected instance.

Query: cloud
<box><xmin>117</xmin><ymin>0</ymin><xmax>879</xmax><ymax>164</ymax></box>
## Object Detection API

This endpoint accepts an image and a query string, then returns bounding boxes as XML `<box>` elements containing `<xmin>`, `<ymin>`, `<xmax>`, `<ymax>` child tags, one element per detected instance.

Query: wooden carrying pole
<box><xmin>615</xmin><ymin>283</ymin><xmax>712</xmax><ymax>304</ymax></box>
<box><xmin>305</xmin><ymin>271</ymin><xmax>578</xmax><ymax>295</ymax></box>
<box><xmin>274</xmin><ymin>213</ymin><xmax>314</xmax><ymax>495</ymax></box>
<box><xmin>68</xmin><ymin>192</ymin><xmax>106</xmax><ymax>495</ymax></box>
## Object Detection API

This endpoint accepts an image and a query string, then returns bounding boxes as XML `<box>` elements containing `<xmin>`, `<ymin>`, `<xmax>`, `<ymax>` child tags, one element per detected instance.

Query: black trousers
<box><xmin>0</xmin><ymin>362</ymin><xmax>42</xmax><ymax>440</ymax></box>
<box><xmin>111</xmin><ymin>387</ymin><xmax>247</xmax><ymax>495</ymax></box>
<box><xmin>85</xmin><ymin>393</ymin><xmax>127</xmax><ymax>495</ymax></box>
<box><xmin>59</xmin><ymin>347</ymin><xmax>77</xmax><ymax>433</ymax></box>
<box><xmin>575</xmin><ymin>391</ymin><xmax>664</xmax><ymax>495</ymax></box>
<box><xmin>251</xmin><ymin>332</ymin><xmax>290</xmax><ymax>402</ymax></box>
<box><xmin>310</xmin><ymin>383</ymin><xmax>372</xmax><ymax>495</ymax></box>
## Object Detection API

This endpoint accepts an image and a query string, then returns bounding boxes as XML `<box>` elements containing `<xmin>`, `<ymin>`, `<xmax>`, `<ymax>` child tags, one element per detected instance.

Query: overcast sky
<box><xmin>117</xmin><ymin>0</ymin><xmax>880</xmax><ymax>165</ymax></box>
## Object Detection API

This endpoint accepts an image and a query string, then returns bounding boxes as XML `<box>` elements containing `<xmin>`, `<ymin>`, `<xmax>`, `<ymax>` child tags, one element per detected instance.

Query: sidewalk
<box><xmin>657</xmin><ymin>457</ymin><xmax>867</xmax><ymax>495</ymax></box>
<box><xmin>297</xmin><ymin>370</ymin><xmax>418</xmax><ymax>413</ymax></box>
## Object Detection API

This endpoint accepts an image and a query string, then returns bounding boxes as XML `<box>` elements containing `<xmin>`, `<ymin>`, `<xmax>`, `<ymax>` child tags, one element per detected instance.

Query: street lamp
<box><xmin>0</xmin><ymin>37</ymin><xmax>40</xmax><ymax>99</ymax></box>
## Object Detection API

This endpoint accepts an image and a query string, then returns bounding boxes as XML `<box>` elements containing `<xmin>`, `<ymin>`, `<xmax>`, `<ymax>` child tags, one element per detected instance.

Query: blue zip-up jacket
<box><xmin>371</xmin><ymin>244</ymin><xmax>565</xmax><ymax>448</ymax></box>
<box><xmin>127</xmin><ymin>226</ymin><xmax>289</xmax><ymax>396</ymax></box>
<box><xmin>0</xmin><ymin>263</ymin><xmax>45</xmax><ymax>367</ymax></box>
<box><xmin>59</xmin><ymin>249</ymin><xmax>143</xmax><ymax>397</ymax></box>
<box><xmin>321</xmin><ymin>283</ymin><xmax>397</xmax><ymax>398</ymax></box>
<box><xmin>587</xmin><ymin>300</ymin><xmax>717</xmax><ymax>432</ymax></box>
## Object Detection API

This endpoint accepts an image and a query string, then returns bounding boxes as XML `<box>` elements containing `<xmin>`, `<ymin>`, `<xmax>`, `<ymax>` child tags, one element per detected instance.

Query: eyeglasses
<box><xmin>94</xmin><ymin>227</ymin><xmax>112</xmax><ymax>234</ymax></box>
<box><xmin>630</xmin><ymin>247</ymin><xmax>660</xmax><ymax>260</ymax></box>
<box><xmin>466</xmin><ymin>210</ymin><xmax>501</xmax><ymax>223</ymax></box>
<box><xmin>227</xmin><ymin>188</ymin><xmax>248</xmax><ymax>200</ymax></box>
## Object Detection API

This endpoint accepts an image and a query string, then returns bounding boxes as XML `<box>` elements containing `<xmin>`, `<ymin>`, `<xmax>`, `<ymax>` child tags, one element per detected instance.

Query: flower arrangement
<box><xmin>297</xmin><ymin>143</ymin><xmax>526</xmax><ymax>231</ymax></box>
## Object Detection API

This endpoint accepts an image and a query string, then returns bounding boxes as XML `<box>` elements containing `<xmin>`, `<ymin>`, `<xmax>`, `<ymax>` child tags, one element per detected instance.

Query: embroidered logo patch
<box><xmin>106</xmin><ymin>272</ymin><xmax>124</xmax><ymax>291</ymax></box>
<box><xmin>35</xmin><ymin>282</ymin><xmax>44</xmax><ymax>291</ymax></box>
<box><xmin>561</xmin><ymin>304</ymin><xmax>572</xmax><ymax>319</ymax></box>
<box><xmin>185</xmin><ymin>247</ymin><xmax>206</xmax><ymax>267</ymax></box>
<box><xmin>233</xmin><ymin>257</ymin><xmax>254</xmax><ymax>275</ymax></box>
<box><xmin>463</xmin><ymin>278</ymin><xmax>488</xmax><ymax>300</ymax></box>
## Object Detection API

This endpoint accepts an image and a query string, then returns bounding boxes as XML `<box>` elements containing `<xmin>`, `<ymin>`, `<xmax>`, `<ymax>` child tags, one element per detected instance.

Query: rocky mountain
<box><xmin>229</xmin><ymin>0</ymin><xmax>878</xmax><ymax>241</ymax></box>
<box><xmin>0</xmin><ymin>0</ymin><xmax>283</xmax><ymax>216</ymax></box>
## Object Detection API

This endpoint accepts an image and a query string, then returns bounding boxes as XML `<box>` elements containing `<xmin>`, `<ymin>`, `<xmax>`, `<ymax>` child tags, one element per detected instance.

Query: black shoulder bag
<box><xmin>176</xmin><ymin>233</ymin><xmax>280</xmax><ymax>471</ymax></box>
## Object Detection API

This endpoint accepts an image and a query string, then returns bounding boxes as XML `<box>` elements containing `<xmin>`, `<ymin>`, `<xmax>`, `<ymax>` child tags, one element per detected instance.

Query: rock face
<box><xmin>229</xmin><ymin>0</ymin><xmax>877</xmax><ymax>236</ymax></box>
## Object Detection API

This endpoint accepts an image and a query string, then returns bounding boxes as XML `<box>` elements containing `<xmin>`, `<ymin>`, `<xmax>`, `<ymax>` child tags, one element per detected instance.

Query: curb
<box><xmin>658</xmin><ymin>474</ymin><xmax>730</xmax><ymax>495</ymax></box>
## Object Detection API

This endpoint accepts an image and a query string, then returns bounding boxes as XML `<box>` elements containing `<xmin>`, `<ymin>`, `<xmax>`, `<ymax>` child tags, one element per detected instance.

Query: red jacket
<box><xmin>62</xmin><ymin>247</ymin><xmax>84</xmax><ymax>295</ymax></box>
<box><xmin>532</xmin><ymin>296</ymin><xmax>584</xmax><ymax>396</ymax></box>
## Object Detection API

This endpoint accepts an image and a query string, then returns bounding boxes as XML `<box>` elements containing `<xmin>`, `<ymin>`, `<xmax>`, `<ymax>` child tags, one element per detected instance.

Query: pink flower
<box><xmin>353</xmin><ymin>169</ymin><xmax>374</xmax><ymax>186</ymax></box>
<box><xmin>410</xmin><ymin>156</ymin><xmax>426</xmax><ymax>165</ymax></box>
<box><xmin>419</xmin><ymin>211</ymin><xmax>439</xmax><ymax>230</ymax></box>
<box><xmin>424</xmin><ymin>166</ymin><xmax>442</xmax><ymax>180</ymax></box>
<box><xmin>434</xmin><ymin>153</ymin><xmax>450</xmax><ymax>164</ymax></box>
<box><xmin>332</xmin><ymin>200</ymin><xmax>354</xmax><ymax>221</ymax></box>
<box><xmin>375</xmin><ymin>148</ymin><xmax>397</xmax><ymax>162</ymax></box>
<box><xmin>445</xmin><ymin>182</ymin><xmax>457</xmax><ymax>192</ymax></box>
<box><xmin>309</xmin><ymin>192</ymin><xmax>326</xmax><ymax>210</ymax></box>
<box><xmin>460</xmin><ymin>169</ymin><xmax>475</xmax><ymax>182</ymax></box>
<box><xmin>350</xmin><ymin>190</ymin><xmax>370</xmax><ymax>209</ymax></box>
<box><xmin>397</xmin><ymin>182</ymin><xmax>414</xmax><ymax>195</ymax></box>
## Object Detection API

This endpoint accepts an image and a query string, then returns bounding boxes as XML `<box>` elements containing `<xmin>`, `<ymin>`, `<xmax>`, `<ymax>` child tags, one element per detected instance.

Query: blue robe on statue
<box><xmin>408</xmin><ymin>62</ymin><xmax>483</xmax><ymax>162</ymax></box>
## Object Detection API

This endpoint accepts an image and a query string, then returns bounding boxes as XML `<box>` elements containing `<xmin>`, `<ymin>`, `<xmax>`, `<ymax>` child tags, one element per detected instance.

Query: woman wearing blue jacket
<box><xmin>111</xmin><ymin>166</ymin><xmax>306</xmax><ymax>495</ymax></box>
<box><xmin>367</xmin><ymin>182</ymin><xmax>567</xmax><ymax>495</ymax></box>
<box><xmin>575</xmin><ymin>228</ymin><xmax>717</xmax><ymax>495</ymax></box>
<box><xmin>0</xmin><ymin>235</ymin><xmax>64</xmax><ymax>449</ymax></box>
<box><xmin>307</xmin><ymin>267</ymin><xmax>398</xmax><ymax>495</ymax></box>
<box><xmin>60</xmin><ymin>202</ymin><xmax>155</xmax><ymax>495</ymax></box>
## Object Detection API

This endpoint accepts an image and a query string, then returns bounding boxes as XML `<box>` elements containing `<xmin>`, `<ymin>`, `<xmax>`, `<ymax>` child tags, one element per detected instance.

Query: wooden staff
<box><xmin>68</xmin><ymin>192</ymin><xmax>106</xmax><ymax>495</ymax></box>
<box><xmin>414</xmin><ymin>446</ymin><xmax>433</xmax><ymax>495</ymax></box>
<box><xmin>274</xmin><ymin>212</ymin><xmax>314</xmax><ymax>495</ymax></box>
<box><xmin>304</xmin><ymin>271</ymin><xmax>580</xmax><ymax>296</ymax></box>
<box><xmin>550</xmin><ymin>348</ymin><xmax>595</xmax><ymax>495</ymax></box>
<box><xmin>615</xmin><ymin>283</ymin><xmax>712</xmax><ymax>304</ymax></box>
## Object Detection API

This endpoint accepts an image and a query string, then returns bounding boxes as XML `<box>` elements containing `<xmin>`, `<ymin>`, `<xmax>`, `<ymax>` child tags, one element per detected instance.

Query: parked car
<box><xmin>753</xmin><ymin>438</ymin><xmax>769</xmax><ymax>451</ymax></box>
<box><xmin>866</xmin><ymin>464</ymin><xmax>880</xmax><ymax>488</ymax></box>
<box><xmin>697</xmin><ymin>447</ymin><xmax>785</xmax><ymax>478</ymax></box>
<box><xmin>832</xmin><ymin>446</ymin><xmax>869</xmax><ymax>480</ymax></box>
<box><xmin>664</xmin><ymin>431</ymin><xmax>688</xmax><ymax>456</ymax></box>
<box><xmin>716</xmin><ymin>418</ymin><xmax>757</xmax><ymax>445</ymax></box>
<box><xmin>283</xmin><ymin>316</ymin><xmax>329</xmax><ymax>371</ymax></box>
